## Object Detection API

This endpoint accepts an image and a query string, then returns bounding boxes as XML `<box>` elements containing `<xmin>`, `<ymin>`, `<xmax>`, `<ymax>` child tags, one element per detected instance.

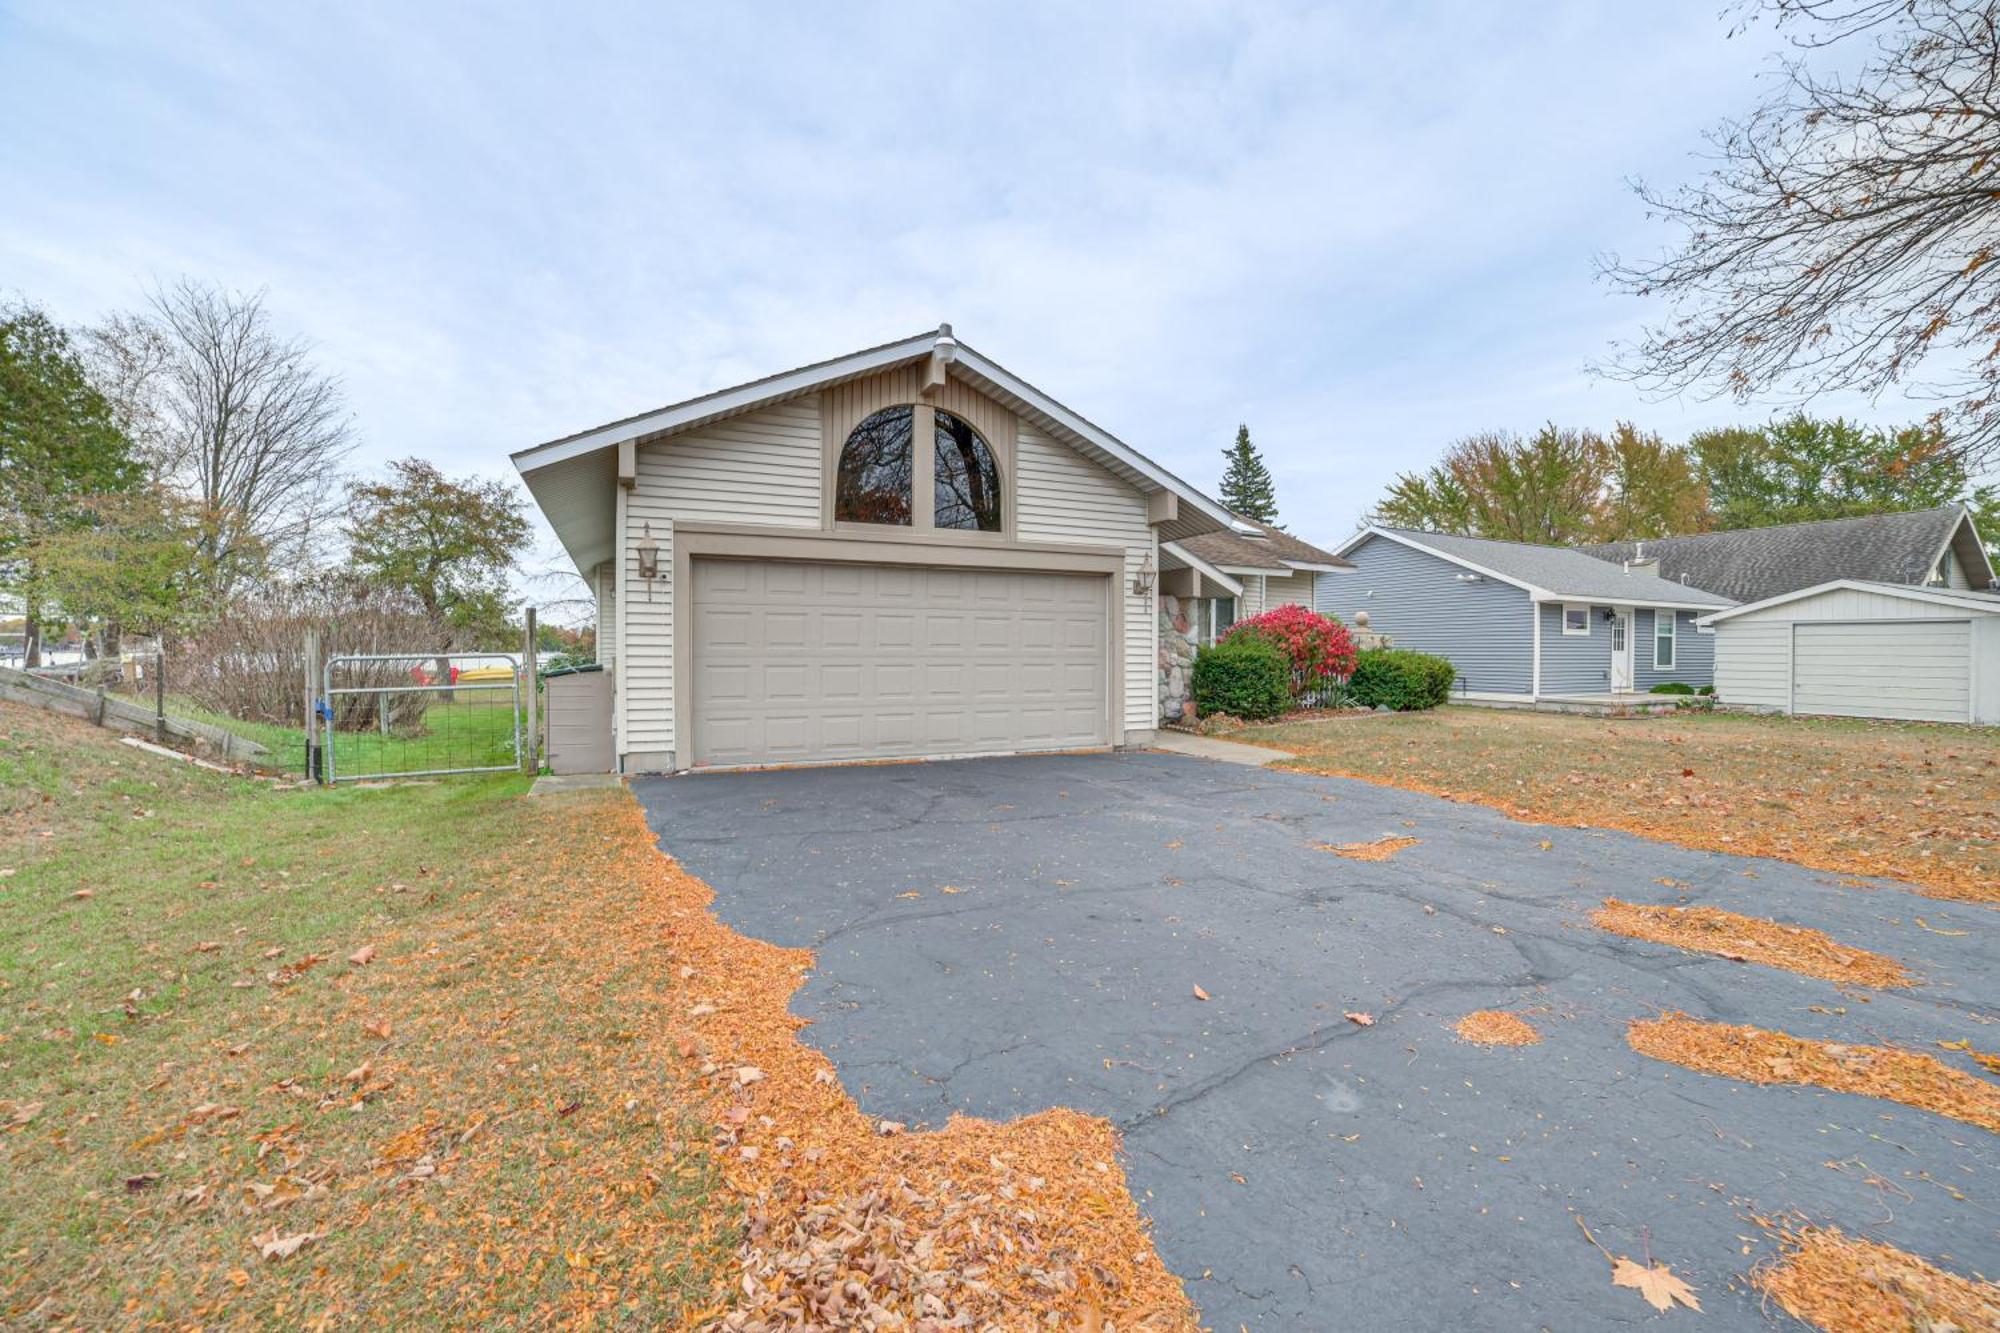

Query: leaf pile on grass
<box><xmin>633</xmin><ymin>797</ymin><xmax>1196</xmax><ymax>1331</ymax></box>
<box><xmin>1626</xmin><ymin>1015</ymin><xmax>2000</xmax><ymax>1134</ymax></box>
<box><xmin>1754</xmin><ymin>1224</ymin><xmax>2000</xmax><ymax>1333</ymax></box>
<box><xmin>1316</xmin><ymin>835</ymin><xmax>1419</xmax><ymax>861</ymax></box>
<box><xmin>1592</xmin><ymin>899</ymin><xmax>1916</xmax><ymax>989</ymax></box>
<box><xmin>1255</xmin><ymin>709</ymin><xmax>2000</xmax><ymax>904</ymax></box>
<box><xmin>1453</xmin><ymin>1010</ymin><xmax>1540</xmax><ymax>1047</ymax></box>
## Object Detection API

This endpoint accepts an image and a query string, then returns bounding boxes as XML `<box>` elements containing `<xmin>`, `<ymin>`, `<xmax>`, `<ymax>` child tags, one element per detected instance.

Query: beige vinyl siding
<box><xmin>594</xmin><ymin>563</ymin><xmax>617</xmax><ymax>667</ymax></box>
<box><xmin>1261</xmin><ymin>570</ymin><xmax>1314</xmax><ymax>610</ymax></box>
<box><xmin>1015</xmin><ymin>423</ymin><xmax>1155</xmax><ymax>732</ymax></box>
<box><xmin>621</xmin><ymin>397</ymin><xmax>823</xmax><ymax>756</ymax></box>
<box><xmin>1713</xmin><ymin>621</ymin><xmax>1788</xmax><ymax>707</ymax></box>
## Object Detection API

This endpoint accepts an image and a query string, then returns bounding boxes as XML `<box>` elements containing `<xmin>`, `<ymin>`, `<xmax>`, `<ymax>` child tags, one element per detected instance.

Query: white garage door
<box><xmin>689</xmin><ymin>558</ymin><xmax>1110</xmax><ymax>767</ymax></box>
<box><xmin>1792</xmin><ymin>620</ymin><xmax>1971</xmax><ymax>722</ymax></box>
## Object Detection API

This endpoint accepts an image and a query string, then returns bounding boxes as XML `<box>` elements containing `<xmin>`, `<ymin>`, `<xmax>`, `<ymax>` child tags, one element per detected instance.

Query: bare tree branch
<box><xmin>1602</xmin><ymin>0</ymin><xmax>2000</xmax><ymax>470</ymax></box>
<box><xmin>89</xmin><ymin>279</ymin><xmax>356</xmax><ymax>589</ymax></box>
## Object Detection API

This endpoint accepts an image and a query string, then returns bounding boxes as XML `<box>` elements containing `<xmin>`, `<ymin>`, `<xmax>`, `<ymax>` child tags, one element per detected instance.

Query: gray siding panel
<box><xmin>1538</xmin><ymin>603</ymin><xmax>1611</xmax><ymax>694</ymax></box>
<box><xmin>1634</xmin><ymin>608</ymin><xmax>1716</xmax><ymax>690</ymax></box>
<box><xmin>1344</xmin><ymin>534</ymin><xmax>1532</xmax><ymax>694</ymax></box>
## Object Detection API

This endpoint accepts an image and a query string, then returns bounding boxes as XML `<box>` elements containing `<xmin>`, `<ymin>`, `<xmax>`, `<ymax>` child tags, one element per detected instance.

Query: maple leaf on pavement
<box><xmin>1612</xmin><ymin>1256</ymin><xmax>1701</xmax><ymax>1312</ymax></box>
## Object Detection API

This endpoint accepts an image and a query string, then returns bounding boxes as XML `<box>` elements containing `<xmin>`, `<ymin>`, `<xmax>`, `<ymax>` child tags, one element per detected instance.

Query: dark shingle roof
<box><xmin>1581</xmin><ymin>506</ymin><xmax>1985</xmax><ymax>605</ymax></box>
<box><xmin>1373</xmin><ymin>528</ymin><xmax>1736</xmax><ymax>607</ymax></box>
<box><xmin>1176</xmin><ymin>520</ymin><xmax>1353</xmax><ymax>572</ymax></box>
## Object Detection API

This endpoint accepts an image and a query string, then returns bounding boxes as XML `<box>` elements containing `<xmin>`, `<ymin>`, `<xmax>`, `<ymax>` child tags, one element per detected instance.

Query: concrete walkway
<box><xmin>1145</xmin><ymin>730</ymin><xmax>1293</xmax><ymax>766</ymax></box>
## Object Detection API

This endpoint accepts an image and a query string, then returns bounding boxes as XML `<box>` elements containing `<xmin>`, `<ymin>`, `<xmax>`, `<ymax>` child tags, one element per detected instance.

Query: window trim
<box><xmin>1561</xmin><ymin>603</ymin><xmax>1591</xmax><ymax>637</ymax></box>
<box><xmin>822</xmin><ymin>373</ymin><xmax>1017</xmax><ymax>541</ymax></box>
<box><xmin>931</xmin><ymin>407</ymin><xmax>1003</xmax><ymax>533</ymax></box>
<box><xmin>1653</xmin><ymin>607</ymin><xmax>1677</xmax><ymax>670</ymax></box>
<box><xmin>833</xmin><ymin>405</ymin><xmax>916</xmax><ymax>527</ymax></box>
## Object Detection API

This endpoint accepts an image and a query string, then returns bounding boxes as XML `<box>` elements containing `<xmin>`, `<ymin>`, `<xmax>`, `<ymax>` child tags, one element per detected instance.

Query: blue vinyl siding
<box><xmin>1538</xmin><ymin>602</ymin><xmax>1613</xmax><ymax>694</ymax></box>
<box><xmin>1633</xmin><ymin>608</ymin><xmax>1716</xmax><ymax>689</ymax></box>
<box><xmin>1342</xmin><ymin>535</ymin><xmax>1532</xmax><ymax>694</ymax></box>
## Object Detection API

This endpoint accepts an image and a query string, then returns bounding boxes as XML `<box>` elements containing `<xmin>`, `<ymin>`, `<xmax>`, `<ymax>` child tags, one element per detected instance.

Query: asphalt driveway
<box><xmin>634</xmin><ymin>751</ymin><xmax>1997</xmax><ymax>1330</ymax></box>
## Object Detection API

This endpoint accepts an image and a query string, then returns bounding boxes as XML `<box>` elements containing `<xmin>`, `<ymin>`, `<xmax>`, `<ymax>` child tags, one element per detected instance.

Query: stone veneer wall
<box><xmin>1157</xmin><ymin>594</ymin><xmax>1198</xmax><ymax>725</ymax></box>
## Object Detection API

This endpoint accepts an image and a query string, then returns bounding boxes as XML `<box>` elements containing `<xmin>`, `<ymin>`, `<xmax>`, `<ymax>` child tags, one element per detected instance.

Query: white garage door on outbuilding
<box><xmin>1701</xmin><ymin>580</ymin><xmax>2000</xmax><ymax>725</ymax></box>
<box><xmin>688</xmin><ymin>558</ymin><xmax>1111</xmax><ymax>768</ymax></box>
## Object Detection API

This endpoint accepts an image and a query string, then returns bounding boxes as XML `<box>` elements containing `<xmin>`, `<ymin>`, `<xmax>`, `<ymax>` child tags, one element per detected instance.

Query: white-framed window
<box><xmin>1653</xmin><ymin>608</ymin><xmax>1677</xmax><ymax>669</ymax></box>
<box><xmin>1562</xmin><ymin>603</ymin><xmax>1590</xmax><ymax>636</ymax></box>
<box><xmin>1201</xmin><ymin>596</ymin><xmax>1238</xmax><ymax>646</ymax></box>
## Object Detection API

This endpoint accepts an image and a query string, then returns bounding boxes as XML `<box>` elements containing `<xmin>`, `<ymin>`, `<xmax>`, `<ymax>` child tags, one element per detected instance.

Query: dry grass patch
<box><xmin>1627</xmin><ymin>1015</ymin><xmax>2000</xmax><ymax>1135</ymax></box>
<box><xmin>1592</xmin><ymin>899</ymin><xmax>1916</xmax><ymax>988</ymax></box>
<box><xmin>1755</xmin><ymin>1225</ymin><xmax>2000</xmax><ymax>1333</ymax></box>
<box><xmin>1453</xmin><ymin>1010</ymin><xmax>1541</xmax><ymax>1046</ymax></box>
<box><xmin>1250</xmin><ymin>708</ymin><xmax>2000</xmax><ymax>903</ymax></box>
<box><xmin>1317</xmin><ymin>835</ymin><xmax>1420</xmax><ymax>861</ymax></box>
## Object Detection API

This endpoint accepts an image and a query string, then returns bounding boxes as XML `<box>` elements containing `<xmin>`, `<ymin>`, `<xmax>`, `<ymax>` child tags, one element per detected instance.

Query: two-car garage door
<box><xmin>689</xmin><ymin>558</ymin><xmax>1110</xmax><ymax>768</ymax></box>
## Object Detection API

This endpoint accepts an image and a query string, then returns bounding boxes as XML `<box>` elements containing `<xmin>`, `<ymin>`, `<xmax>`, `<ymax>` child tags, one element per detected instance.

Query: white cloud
<box><xmin>0</xmin><ymin>0</ymin><xmax>1939</xmax><ymax>583</ymax></box>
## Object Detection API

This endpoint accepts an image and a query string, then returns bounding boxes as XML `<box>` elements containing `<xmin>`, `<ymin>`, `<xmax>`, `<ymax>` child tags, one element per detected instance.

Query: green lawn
<box><xmin>0</xmin><ymin>701</ymin><xmax>728</xmax><ymax>1326</ymax></box>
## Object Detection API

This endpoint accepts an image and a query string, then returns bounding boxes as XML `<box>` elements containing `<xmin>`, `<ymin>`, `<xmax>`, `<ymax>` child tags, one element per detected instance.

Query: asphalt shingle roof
<box><xmin>1376</xmin><ymin>528</ymin><xmax>1737</xmax><ymax>607</ymax></box>
<box><xmin>1581</xmin><ymin>506</ymin><xmax>1979</xmax><ymax>605</ymax></box>
<box><xmin>1176</xmin><ymin>521</ymin><xmax>1353</xmax><ymax>572</ymax></box>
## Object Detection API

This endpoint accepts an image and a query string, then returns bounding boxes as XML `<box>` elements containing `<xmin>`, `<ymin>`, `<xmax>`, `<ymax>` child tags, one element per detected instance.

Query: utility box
<box><xmin>543</xmin><ymin>664</ymin><xmax>614</xmax><ymax>774</ymax></box>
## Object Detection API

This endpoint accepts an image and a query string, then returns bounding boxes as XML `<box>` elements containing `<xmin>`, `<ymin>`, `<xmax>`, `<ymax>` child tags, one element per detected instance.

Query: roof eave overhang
<box><xmin>1282</xmin><ymin>559</ymin><xmax>1353</xmax><ymax>574</ymax></box>
<box><xmin>1697</xmin><ymin>577</ymin><xmax>2000</xmax><ymax>625</ymax></box>
<box><xmin>512</xmin><ymin>332</ymin><xmax>939</xmax><ymax>475</ymax></box>
<box><xmin>512</xmin><ymin>328</ymin><xmax>1240</xmax><ymax>548</ymax></box>
<box><xmin>1160</xmin><ymin>541</ymin><xmax>1244</xmax><ymax>597</ymax></box>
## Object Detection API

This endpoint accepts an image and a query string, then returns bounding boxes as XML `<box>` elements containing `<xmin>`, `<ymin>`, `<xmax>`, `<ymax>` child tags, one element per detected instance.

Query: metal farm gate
<box><xmin>319</xmin><ymin>652</ymin><xmax>525</xmax><ymax>782</ymax></box>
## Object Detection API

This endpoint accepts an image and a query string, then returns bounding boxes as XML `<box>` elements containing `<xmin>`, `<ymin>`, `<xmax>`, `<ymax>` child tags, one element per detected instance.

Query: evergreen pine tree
<box><xmin>1219</xmin><ymin>424</ymin><xmax>1280</xmax><ymax>524</ymax></box>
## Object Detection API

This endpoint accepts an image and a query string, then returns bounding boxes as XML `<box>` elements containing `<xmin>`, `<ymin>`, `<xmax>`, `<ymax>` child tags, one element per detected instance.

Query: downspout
<box><xmin>1530</xmin><ymin>599</ymin><xmax>1542</xmax><ymax>701</ymax></box>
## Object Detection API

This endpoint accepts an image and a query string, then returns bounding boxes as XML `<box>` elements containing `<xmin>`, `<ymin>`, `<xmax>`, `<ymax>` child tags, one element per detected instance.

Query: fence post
<box><xmin>304</xmin><ymin>628</ymin><xmax>322</xmax><ymax>784</ymax></box>
<box><xmin>522</xmin><ymin>607</ymin><xmax>538</xmax><ymax>775</ymax></box>
<box><xmin>154</xmin><ymin>649</ymin><xmax>165</xmax><ymax>744</ymax></box>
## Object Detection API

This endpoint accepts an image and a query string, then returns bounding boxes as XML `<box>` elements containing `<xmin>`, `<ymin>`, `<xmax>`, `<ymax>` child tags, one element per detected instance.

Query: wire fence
<box><xmin>320</xmin><ymin>652</ymin><xmax>523</xmax><ymax>781</ymax></box>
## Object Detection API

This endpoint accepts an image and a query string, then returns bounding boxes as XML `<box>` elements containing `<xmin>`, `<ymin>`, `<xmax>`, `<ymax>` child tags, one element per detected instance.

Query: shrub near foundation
<box><xmin>1191</xmin><ymin>637</ymin><xmax>1291</xmax><ymax>721</ymax></box>
<box><xmin>1348</xmin><ymin>647</ymin><xmax>1456</xmax><ymax>710</ymax></box>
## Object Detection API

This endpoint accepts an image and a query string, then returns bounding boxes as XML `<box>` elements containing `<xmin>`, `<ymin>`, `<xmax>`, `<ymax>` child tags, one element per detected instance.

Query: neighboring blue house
<box><xmin>1327</xmin><ymin>527</ymin><xmax>1736</xmax><ymax>700</ymax></box>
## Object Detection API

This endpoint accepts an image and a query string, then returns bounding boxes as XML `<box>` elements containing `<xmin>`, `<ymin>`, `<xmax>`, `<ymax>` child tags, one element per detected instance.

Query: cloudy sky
<box><xmin>0</xmin><ymin>2</ymin><xmax>1899</xmax><ymax>580</ymax></box>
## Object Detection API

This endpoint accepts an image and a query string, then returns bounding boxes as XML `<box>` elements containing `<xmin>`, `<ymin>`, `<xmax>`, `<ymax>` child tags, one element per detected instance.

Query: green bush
<box><xmin>1648</xmin><ymin>681</ymin><xmax>1696</xmax><ymax>696</ymax></box>
<box><xmin>1348</xmin><ymin>648</ymin><xmax>1456</xmax><ymax>711</ymax></box>
<box><xmin>1190</xmin><ymin>638</ymin><xmax>1292</xmax><ymax>721</ymax></box>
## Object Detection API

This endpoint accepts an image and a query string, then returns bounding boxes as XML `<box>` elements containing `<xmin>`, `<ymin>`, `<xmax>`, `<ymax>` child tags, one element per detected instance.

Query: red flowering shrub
<box><xmin>1221</xmin><ymin>605</ymin><xmax>1357</xmax><ymax>697</ymax></box>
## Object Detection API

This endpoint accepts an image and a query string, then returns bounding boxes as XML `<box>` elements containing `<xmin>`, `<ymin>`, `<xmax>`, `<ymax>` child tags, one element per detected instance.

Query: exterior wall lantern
<box><xmin>1132</xmin><ymin>553</ymin><xmax>1156</xmax><ymax>597</ymax></box>
<box><xmin>636</xmin><ymin>522</ymin><xmax>661</xmax><ymax>580</ymax></box>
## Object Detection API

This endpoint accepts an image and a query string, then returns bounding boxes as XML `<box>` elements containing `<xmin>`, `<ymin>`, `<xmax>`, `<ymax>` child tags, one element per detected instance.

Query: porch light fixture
<box><xmin>1132</xmin><ymin>553</ymin><xmax>1156</xmax><ymax>596</ymax></box>
<box><xmin>636</xmin><ymin>522</ymin><xmax>661</xmax><ymax>579</ymax></box>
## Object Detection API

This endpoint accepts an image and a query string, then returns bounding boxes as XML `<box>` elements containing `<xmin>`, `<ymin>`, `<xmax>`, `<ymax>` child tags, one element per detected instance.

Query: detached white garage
<box><xmin>1700</xmin><ymin>580</ymin><xmax>2000</xmax><ymax>725</ymax></box>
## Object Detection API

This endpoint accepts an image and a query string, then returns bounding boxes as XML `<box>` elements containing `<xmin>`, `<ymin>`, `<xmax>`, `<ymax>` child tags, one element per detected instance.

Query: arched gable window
<box><xmin>933</xmin><ymin>409</ymin><xmax>1001</xmax><ymax>531</ymax></box>
<box><xmin>834</xmin><ymin>406</ymin><xmax>914</xmax><ymax>525</ymax></box>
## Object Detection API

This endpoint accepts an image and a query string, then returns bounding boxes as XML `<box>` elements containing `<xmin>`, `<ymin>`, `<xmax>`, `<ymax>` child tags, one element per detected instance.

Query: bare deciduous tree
<box><xmin>1602</xmin><ymin>0</ymin><xmax>2000</xmax><ymax>470</ymax></box>
<box><xmin>91</xmin><ymin>279</ymin><xmax>355</xmax><ymax>590</ymax></box>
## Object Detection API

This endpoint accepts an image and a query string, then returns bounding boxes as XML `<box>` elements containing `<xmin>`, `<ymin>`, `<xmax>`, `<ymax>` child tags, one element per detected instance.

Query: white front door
<box><xmin>1609</xmin><ymin>611</ymin><xmax>1633</xmax><ymax>692</ymax></box>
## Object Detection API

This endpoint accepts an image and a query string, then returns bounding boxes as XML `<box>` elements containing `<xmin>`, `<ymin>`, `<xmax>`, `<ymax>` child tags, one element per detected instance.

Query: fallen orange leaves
<box><xmin>1755</xmin><ymin>1224</ymin><xmax>2000</xmax><ymax>1333</ymax></box>
<box><xmin>630</xmin><ymin>784</ymin><xmax>1200</xmax><ymax>1330</ymax></box>
<box><xmin>1591</xmin><ymin>899</ymin><xmax>1916</xmax><ymax>988</ymax></box>
<box><xmin>1453</xmin><ymin>1010</ymin><xmax>1540</xmax><ymax>1047</ymax></box>
<box><xmin>1627</xmin><ymin>1014</ymin><xmax>2000</xmax><ymax>1134</ymax></box>
<box><xmin>1317</xmin><ymin>835</ymin><xmax>1419</xmax><ymax>861</ymax></box>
